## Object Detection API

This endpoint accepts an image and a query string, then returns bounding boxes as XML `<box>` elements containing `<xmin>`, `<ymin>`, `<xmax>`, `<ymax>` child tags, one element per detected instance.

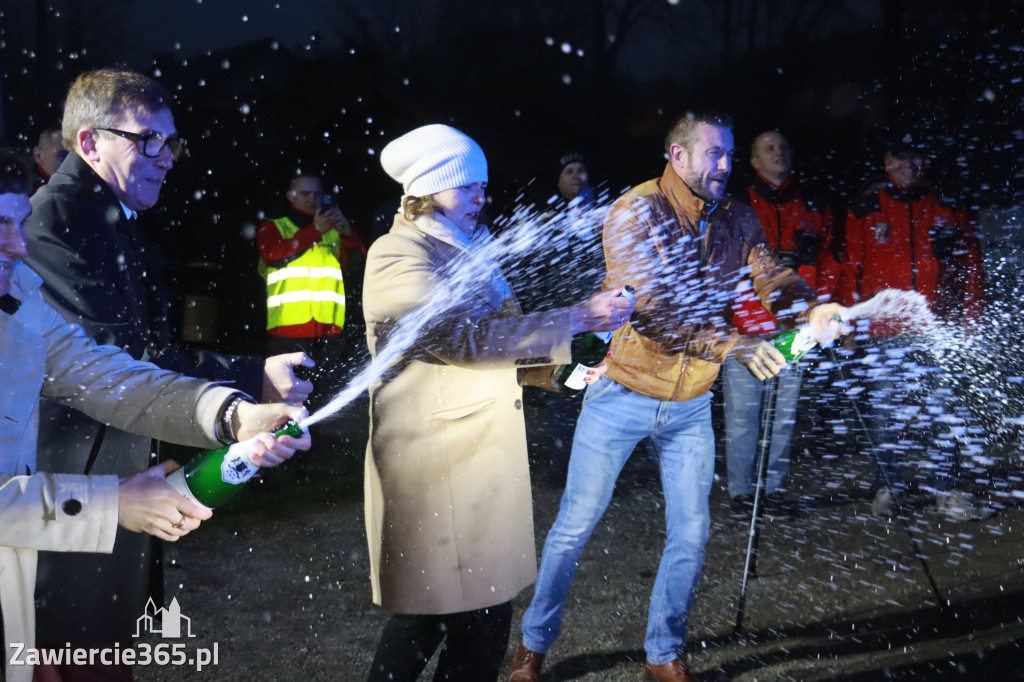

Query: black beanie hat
<box><xmin>557</xmin><ymin>152</ymin><xmax>586</xmax><ymax>175</ymax></box>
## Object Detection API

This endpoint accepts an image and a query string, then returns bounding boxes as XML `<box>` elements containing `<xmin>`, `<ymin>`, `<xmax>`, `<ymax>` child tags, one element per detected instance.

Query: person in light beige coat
<box><xmin>0</xmin><ymin>158</ymin><xmax>310</xmax><ymax>682</ymax></box>
<box><xmin>363</xmin><ymin>124</ymin><xmax>634</xmax><ymax>682</ymax></box>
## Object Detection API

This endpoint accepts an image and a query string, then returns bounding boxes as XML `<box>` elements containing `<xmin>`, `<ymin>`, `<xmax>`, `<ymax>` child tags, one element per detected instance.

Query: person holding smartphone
<box><xmin>257</xmin><ymin>173</ymin><xmax>366</xmax><ymax>408</ymax></box>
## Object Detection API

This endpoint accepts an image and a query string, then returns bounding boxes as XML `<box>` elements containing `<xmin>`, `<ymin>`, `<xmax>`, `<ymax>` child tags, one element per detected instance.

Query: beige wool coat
<box><xmin>363</xmin><ymin>212</ymin><xmax>572</xmax><ymax>615</ymax></box>
<box><xmin>1</xmin><ymin>264</ymin><xmax>232</xmax><ymax>682</ymax></box>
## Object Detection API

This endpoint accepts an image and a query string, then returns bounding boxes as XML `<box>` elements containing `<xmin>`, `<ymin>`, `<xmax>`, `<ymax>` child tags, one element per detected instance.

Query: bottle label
<box><xmin>165</xmin><ymin>469</ymin><xmax>212</xmax><ymax>511</ymax></box>
<box><xmin>563</xmin><ymin>363</ymin><xmax>591</xmax><ymax>391</ymax></box>
<box><xmin>220</xmin><ymin>442</ymin><xmax>260</xmax><ymax>485</ymax></box>
<box><xmin>789</xmin><ymin>328</ymin><xmax>817</xmax><ymax>359</ymax></box>
<box><xmin>773</xmin><ymin>326</ymin><xmax>819</xmax><ymax>364</ymax></box>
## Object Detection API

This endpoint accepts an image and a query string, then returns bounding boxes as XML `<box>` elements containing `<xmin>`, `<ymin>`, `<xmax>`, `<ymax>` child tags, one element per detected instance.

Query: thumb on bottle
<box><xmin>287</xmin><ymin>406</ymin><xmax>310</xmax><ymax>425</ymax></box>
<box><xmin>160</xmin><ymin>460</ymin><xmax>181</xmax><ymax>477</ymax></box>
<box><xmin>292</xmin><ymin>352</ymin><xmax>315</xmax><ymax>368</ymax></box>
<box><xmin>178</xmin><ymin>496</ymin><xmax>213</xmax><ymax>521</ymax></box>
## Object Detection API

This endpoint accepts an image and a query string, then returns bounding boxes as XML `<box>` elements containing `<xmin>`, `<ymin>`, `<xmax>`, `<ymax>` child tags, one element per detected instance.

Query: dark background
<box><xmin>1</xmin><ymin>0</ymin><xmax>1021</xmax><ymax>353</ymax></box>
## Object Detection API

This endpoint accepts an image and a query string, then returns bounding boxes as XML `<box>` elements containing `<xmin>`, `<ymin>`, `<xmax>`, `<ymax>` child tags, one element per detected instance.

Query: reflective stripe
<box><xmin>266</xmin><ymin>266</ymin><xmax>344</xmax><ymax>285</ymax></box>
<box><xmin>267</xmin><ymin>290</ymin><xmax>347</xmax><ymax>308</ymax></box>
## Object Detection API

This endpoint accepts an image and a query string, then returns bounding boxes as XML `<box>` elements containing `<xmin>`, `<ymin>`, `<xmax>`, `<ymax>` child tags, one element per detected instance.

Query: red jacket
<box><xmin>732</xmin><ymin>175</ymin><xmax>830</xmax><ymax>335</ymax></box>
<box><xmin>842</xmin><ymin>183</ymin><xmax>983</xmax><ymax>334</ymax></box>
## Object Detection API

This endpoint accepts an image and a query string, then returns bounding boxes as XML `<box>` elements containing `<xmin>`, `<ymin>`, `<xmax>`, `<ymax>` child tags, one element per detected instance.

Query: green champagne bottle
<box><xmin>166</xmin><ymin>421</ymin><xmax>306</xmax><ymax>509</ymax></box>
<box><xmin>772</xmin><ymin>326</ymin><xmax>817</xmax><ymax>364</ymax></box>
<box><xmin>553</xmin><ymin>286</ymin><xmax>636</xmax><ymax>392</ymax></box>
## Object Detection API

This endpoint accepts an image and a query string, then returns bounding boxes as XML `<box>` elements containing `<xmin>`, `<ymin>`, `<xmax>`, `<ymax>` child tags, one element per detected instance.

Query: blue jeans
<box><xmin>520</xmin><ymin>375</ymin><xmax>715</xmax><ymax>665</ymax></box>
<box><xmin>723</xmin><ymin>357</ymin><xmax>802</xmax><ymax>498</ymax></box>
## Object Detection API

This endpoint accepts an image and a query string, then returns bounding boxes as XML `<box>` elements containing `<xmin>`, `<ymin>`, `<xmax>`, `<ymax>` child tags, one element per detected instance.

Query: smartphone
<box><xmin>319</xmin><ymin>193</ymin><xmax>335</xmax><ymax>212</ymax></box>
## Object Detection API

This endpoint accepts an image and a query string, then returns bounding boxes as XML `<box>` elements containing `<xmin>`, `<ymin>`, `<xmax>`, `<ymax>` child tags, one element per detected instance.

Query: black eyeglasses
<box><xmin>94</xmin><ymin>128</ymin><xmax>185</xmax><ymax>160</ymax></box>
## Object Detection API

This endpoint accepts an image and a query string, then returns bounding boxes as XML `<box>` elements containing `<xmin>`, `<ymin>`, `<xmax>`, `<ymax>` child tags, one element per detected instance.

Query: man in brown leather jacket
<box><xmin>511</xmin><ymin>111</ymin><xmax>846</xmax><ymax>682</ymax></box>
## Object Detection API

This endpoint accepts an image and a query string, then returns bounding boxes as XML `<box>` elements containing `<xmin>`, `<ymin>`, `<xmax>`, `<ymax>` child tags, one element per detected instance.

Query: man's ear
<box><xmin>78</xmin><ymin>128</ymin><xmax>100</xmax><ymax>161</ymax></box>
<box><xmin>668</xmin><ymin>143</ymin><xmax>687</xmax><ymax>171</ymax></box>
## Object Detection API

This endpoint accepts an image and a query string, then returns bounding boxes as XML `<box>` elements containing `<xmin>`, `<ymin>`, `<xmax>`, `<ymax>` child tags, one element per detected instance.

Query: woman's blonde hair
<box><xmin>402</xmin><ymin>194</ymin><xmax>441</xmax><ymax>221</ymax></box>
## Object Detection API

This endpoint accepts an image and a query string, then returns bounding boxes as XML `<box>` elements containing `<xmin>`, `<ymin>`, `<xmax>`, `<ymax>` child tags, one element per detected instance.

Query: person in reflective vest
<box><xmin>257</xmin><ymin>174</ymin><xmax>365</xmax><ymax>407</ymax></box>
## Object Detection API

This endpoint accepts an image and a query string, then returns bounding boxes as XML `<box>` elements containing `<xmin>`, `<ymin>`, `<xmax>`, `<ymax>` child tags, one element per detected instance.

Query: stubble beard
<box><xmin>685</xmin><ymin>171</ymin><xmax>727</xmax><ymax>204</ymax></box>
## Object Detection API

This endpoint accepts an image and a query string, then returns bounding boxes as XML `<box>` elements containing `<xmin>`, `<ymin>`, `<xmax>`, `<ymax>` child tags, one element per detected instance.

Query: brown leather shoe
<box><xmin>508</xmin><ymin>644</ymin><xmax>545</xmax><ymax>682</ymax></box>
<box><xmin>644</xmin><ymin>658</ymin><xmax>695</xmax><ymax>682</ymax></box>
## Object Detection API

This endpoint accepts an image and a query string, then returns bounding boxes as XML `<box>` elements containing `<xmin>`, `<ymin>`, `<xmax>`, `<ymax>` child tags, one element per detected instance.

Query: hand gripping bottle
<box><xmin>166</xmin><ymin>421</ymin><xmax>306</xmax><ymax>509</ymax></box>
<box><xmin>553</xmin><ymin>285</ymin><xmax>636</xmax><ymax>392</ymax></box>
<box><xmin>772</xmin><ymin>326</ymin><xmax>818</xmax><ymax>364</ymax></box>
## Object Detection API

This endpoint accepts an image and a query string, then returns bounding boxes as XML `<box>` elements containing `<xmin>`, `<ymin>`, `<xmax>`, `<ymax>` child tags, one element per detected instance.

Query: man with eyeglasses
<box><xmin>23</xmin><ymin>68</ymin><xmax>314</xmax><ymax>681</ymax></box>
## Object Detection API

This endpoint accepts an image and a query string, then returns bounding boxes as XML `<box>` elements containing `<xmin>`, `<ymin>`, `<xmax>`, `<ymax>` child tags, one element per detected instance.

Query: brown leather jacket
<box><xmin>604</xmin><ymin>163</ymin><xmax>816</xmax><ymax>401</ymax></box>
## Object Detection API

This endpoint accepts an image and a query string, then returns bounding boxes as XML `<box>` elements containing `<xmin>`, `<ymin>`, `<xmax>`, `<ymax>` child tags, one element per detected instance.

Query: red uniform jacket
<box><xmin>732</xmin><ymin>175</ymin><xmax>831</xmax><ymax>335</ymax></box>
<box><xmin>842</xmin><ymin>183</ymin><xmax>984</xmax><ymax>335</ymax></box>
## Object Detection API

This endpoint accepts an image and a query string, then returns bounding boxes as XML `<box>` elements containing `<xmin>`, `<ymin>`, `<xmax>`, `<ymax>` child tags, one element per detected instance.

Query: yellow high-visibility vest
<box><xmin>260</xmin><ymin>217</ymin><xmax>345</xmax><ymax>330</ymax></box>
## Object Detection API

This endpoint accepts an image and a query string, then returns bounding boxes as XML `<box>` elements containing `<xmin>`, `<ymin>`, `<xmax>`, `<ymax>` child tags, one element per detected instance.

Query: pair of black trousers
<box><xmin>366</xmin><ymin>602</ymin><xmax>513</xmax><ymax>682</ymax></box>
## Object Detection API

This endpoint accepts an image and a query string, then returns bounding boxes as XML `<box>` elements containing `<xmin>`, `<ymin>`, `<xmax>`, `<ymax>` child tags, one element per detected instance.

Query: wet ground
<box><xmin>139</xmin><ymin>395</ymin><xmax>1024</xmax><ymax>681</ymax></box>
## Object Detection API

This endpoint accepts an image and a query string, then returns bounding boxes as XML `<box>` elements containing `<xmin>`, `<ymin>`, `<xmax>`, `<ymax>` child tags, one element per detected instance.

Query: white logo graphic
<box><xmin>220</xmin><ymin>441</ymin><xmax>259</xmax><ymax>484</ymax></box>
<box><xmin>133</xmin><ymin>597</ymin><xmax>196</xmax><ymax>639</ymax></box>
<box><xmin>10</xmin><ymin>597</ymin><xmax>217</xmax><ymax>671</ymax></box>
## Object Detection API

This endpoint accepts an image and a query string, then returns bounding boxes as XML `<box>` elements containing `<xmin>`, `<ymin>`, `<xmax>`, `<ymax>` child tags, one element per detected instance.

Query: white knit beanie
<box><xmin>380</xmin><ymin>124</ymin><xmax>488</xmax><ymax>197</ymax></box>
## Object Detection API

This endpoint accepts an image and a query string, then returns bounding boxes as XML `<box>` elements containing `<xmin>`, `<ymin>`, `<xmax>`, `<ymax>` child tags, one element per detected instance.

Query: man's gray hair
<box><xmin>664</xmin><ymin>111</ymin><xmax>733</xmax><ymax>154</ymax></box>
<box><xmin>62</xmin><ymin>69</ymin><xmax>172</xmax><ymax>150</ymax></box>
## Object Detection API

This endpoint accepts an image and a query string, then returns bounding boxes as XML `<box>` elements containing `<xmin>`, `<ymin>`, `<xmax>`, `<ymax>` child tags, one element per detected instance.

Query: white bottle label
<box><xmin>791</xmin><ymin>327</ymin><xmax>818</xmax><ymax>358</ymax></box>
<box><xmin>220</xmin><ymin>441</ymin><xmax>260</xmax><ymax>485</ymax></box>
<box><xmin>563</xmin><ymin>363</ymin><xmax>591</xmax><ymax>391</ymax></box>
<box><xmin>165</xmin><ymin>468</ymin><xmax>212</xmax><ymax>511</ymax></box>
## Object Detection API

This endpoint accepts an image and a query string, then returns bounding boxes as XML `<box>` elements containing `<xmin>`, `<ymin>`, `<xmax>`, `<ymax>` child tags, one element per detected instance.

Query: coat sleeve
<box><xmin>40</xmin><ymin>307</ymin><xmax>234</xmax><ymax>449</ymax></box>
<box><xmin>143</xmin><ymin>346</ymin><xmax>265</xmax><ymax>400</ymax></box>
<box><xmin>363</xmin><ymin>231</ymin><xmax>572</xmax><ymax>370</ymax></box>
<box><xmin>747</xmin><ymin>242</ymin><xmax>817</xmax><ymax>329</ymax></box>
<box><xmin>257</xmin><ymin>219</ymin><xmax>322</xmax><ymax>263</ymax></box>
<box><xmin>0</xmin><ymin>473</ymin><xmax>119</xmax><ymax>553</ymax></box>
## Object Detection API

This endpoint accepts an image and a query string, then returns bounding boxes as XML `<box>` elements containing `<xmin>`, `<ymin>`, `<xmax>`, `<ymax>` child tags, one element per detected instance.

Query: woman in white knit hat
<box><xmin>362</xmin><ymin>124</ymin><xmax>634</xmax><ymax>681</ymax></box>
